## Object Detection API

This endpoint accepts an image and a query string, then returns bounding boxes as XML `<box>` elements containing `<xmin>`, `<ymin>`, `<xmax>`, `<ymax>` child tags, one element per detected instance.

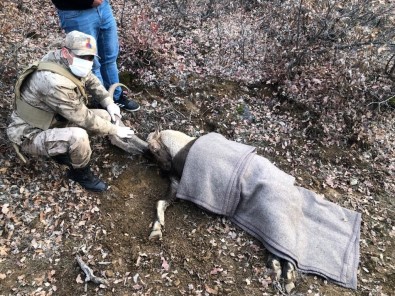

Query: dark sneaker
<box><xmin>115</xmin><ymin>93</ymin><xmax>140</xmax><ymax>112</ymax></box>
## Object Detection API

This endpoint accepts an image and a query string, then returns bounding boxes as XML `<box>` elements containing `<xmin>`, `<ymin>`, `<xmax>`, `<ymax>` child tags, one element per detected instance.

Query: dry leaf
<box><xmin>210</xmin><ymin>267</ymin><xmax>223</xmax><ymax>275</ymax></box>
<box><xmin>0</xmin><ymin>246</ymin><xmax>9</xmax><ymax>256</ymax></box>
<box><xmin>76</xmin><ymin>274</ymin><xmax>84</xmax><ymax>284</ymax></box>
<box><xmin>161</xmin><ymin>257</ymin><xmax>170</xmax><ymax>271</ymax></box>
<box><xmin>1</xmin><ymin>204</ymin><xmax>9</xmax><ymax>214</ymax></box>
<box><xmin>205</xmin><ymin>284</ymin><xmax>218</xmax><ymax>295</ymax></box>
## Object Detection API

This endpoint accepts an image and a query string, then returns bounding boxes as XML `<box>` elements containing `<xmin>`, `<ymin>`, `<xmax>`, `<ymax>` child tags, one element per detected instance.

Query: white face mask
<box><xmin>69</xmin><ymin>56</ymin><xmax>93</xmax><ymax>78</ymax></box>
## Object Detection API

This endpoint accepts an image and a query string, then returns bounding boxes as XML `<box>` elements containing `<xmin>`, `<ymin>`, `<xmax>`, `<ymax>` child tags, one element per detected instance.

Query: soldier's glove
<box><xmin>107</xmin><ymin>103</ymin><xmax>122</xmax><ymax>122</ymax></box>
<box><xmin>116</xmin><ymin>126</ymin><xmax>135</xmax><ymax>138</ymax></box>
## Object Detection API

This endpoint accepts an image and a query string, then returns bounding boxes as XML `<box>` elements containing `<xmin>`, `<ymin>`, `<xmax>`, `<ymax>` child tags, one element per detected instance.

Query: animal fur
<box><xmin>146</xmin><ymin>129</ymin><xmax>296</xmax><ymax>293</ymax></box>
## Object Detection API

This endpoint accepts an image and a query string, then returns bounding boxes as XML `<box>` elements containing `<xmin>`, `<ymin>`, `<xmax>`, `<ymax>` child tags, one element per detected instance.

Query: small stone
<box><xmin>173</xmin><ymin>278</ymin><xmax>180</xmax><ymax>286</ymax></box>
<box><xmin>105</xmin><ymin>270</ymin><xmax>114</xmax><ymax>277</ymax></box>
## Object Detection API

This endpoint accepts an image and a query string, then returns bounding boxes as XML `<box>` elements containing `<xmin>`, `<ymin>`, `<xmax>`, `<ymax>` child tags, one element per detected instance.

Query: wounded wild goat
<box><xmin>146</xmin><ymin>130</ymin><xmax>361</xmax><ymax>293</ymax></box>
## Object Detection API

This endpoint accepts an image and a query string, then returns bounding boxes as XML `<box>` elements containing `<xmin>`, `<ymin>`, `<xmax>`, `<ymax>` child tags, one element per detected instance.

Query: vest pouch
<box><xmin>14</xmin><ymin>61</ymin><xmax>86</xmax><ymax>130</ymax></box>
<box><xmin>15</xmin><ymin>97</ymin><xmax>54</xmax><ymax>130</ymax></box>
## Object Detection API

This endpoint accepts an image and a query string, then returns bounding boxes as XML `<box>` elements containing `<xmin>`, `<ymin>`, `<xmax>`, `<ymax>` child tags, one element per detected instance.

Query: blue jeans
<box><xmin>57</xmin><ymin>0</ymin><xmax>122</xmax><ymax>100</ymax></box>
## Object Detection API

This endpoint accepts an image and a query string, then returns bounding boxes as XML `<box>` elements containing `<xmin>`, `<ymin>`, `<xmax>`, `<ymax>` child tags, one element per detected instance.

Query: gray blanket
<box><xmin>177</xmin><ymin>133</ymin><xmax>361</xmax><ymax>289</ymax></box>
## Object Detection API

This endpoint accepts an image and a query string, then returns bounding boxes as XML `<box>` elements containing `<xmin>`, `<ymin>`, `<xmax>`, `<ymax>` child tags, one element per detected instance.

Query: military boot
<box><xmin>52</xmin><ymin>154</ymin><xmax>72</xmax><ymax>167</ymax></box>
<box><xmin>68</xmin><ymin>165</ymin><xmax>108</xmax><ymax>192</ymax></box>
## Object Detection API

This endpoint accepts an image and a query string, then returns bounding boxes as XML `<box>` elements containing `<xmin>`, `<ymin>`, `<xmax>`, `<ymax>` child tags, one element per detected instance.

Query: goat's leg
<box><xmin>267</xmin><ymin>253</ymin><xmax>282</xmax><ymax>281</ymax></box>
<box><xmin>149</xmin><ymin>199</ymin><xmax>171</xmax><ymax>240</ymax></box>
<box><xmin>282</xmin><ymin>260</ymin><xmax>297</xmax><ymax>293</ymax></box>
<box><xmin>149</xmin><ymin>178</ymin><xmax>179</xmax><ymax>240</ymax></box>
<box><xmin>108</xmin><ymin>114</ymin><xmax>149</xmax><ymax>155</ymax></box>
<box><xmin>267</xmin><ymin>254</ymin><xmax>297</xmax><ymax>294</ymax></box>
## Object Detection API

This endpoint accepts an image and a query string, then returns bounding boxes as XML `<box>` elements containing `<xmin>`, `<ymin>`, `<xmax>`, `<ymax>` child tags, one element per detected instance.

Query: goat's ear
<box><xmin>153</xmin><ymin>123</ymin><xmax>161</xmax><ymax>135</ymax></box>
<box><xmin>147</xmin><ymin>130</ymin><xmax>160</xmax><ymax>143</ymax></box>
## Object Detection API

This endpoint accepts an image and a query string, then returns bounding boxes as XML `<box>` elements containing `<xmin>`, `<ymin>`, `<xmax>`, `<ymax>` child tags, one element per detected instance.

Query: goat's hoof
<box><xmin>284</xmin><ymin>281</ymin><xmax>295</xmax><ymax>294</ymax></box>
<box><xmin>283</xmin><ymin>261</ymin><xmax>297</xmax><ymax>294</ymax></box>
<box><xmin>267</xmin><ymin>254</ymin><xmax>282</xmax><ymax>281</ymax></box>
<box><xmin>267</xmin><ymin>256</ymin><xmax>297</xmax><ymax>294</ymax></box>
<box><xmin>283</xmin><ymin>261</ymin><xmax>297</xmax><ymax>283</ymax></box>
<box><xmin>149</xmin><ymin>229</ymin><xmax>163</xmax><ymax>240</ymax></box>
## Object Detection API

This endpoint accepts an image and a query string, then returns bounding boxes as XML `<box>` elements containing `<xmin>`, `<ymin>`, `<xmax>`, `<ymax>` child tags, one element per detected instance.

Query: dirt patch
<box><xmin>1</xmin><ymin>76</ymin><xmax>394</xmax><ymax>296</ymax></box>
<box><xmin>26</xmin><ymin>145</ymin><xmax>389</xmax><ymax>296</ymax></box>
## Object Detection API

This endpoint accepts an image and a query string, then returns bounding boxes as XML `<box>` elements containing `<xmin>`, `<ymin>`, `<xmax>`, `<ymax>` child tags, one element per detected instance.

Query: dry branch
<box><xmin>76</xmin><ymin>255</ymin><xmax>109</xmax><ymax>286</ymax></box>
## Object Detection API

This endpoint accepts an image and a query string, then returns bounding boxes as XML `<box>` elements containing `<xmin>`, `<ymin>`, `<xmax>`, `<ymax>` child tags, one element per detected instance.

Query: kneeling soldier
<box><xmin>7</xmin><ymin>31</ymin><xmax>136</xmax><ymax>192</ymax></box>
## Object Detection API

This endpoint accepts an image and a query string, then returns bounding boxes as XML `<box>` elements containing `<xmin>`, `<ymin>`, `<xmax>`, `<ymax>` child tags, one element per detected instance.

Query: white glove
<box><xmin>116</xmin><ymin>126</ymin><xmax>135</xmax><ymax>138</ymax></box>
<box><xmin>106</xmin><ymin>103</ymin><xmax>121</xmax><ymax>122</ymax></box>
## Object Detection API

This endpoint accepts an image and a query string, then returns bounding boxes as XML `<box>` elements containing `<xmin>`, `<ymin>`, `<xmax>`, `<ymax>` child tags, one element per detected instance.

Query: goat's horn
<box><xmin>108</xmin><ymin>83</ymin><xmax>131</xmax><ymax>98</ymax></box>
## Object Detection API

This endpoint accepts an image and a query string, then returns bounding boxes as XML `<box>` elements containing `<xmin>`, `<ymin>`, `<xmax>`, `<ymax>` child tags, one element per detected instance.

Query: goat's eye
<box><xmin>148</xmin><ymin>142</ymin><xmax>158</xmax><ymax>152</ymax></box>
<box><xmin>148</xmin><ymin>144</ymin><xmax>159</xmax><ymax>153</ymax></box>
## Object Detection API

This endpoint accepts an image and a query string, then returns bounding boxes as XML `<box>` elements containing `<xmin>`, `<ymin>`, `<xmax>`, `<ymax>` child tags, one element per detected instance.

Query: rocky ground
<box><xmin>1</xmin><ymin>1</ymin><xmax>394</xmax><ymax>295</ymax></box>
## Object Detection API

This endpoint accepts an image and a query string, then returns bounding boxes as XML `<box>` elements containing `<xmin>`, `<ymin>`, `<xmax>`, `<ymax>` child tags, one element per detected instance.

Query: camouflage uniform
<box><xmin>7</xmin><ymin>50</ymin><xmax>118</xmax><ymax>168</ymax></box>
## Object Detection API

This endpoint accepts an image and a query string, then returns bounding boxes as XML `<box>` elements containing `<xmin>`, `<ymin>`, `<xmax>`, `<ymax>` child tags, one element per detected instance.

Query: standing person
<box><xmin>7</xmin><ymin>31</ymin><xmax>136</xmax><ymax>192</ymax></box>
<box><xmin>50</xmin><ymin>0</ymin><xmax>140</xmax><ymax>112</ymax></box>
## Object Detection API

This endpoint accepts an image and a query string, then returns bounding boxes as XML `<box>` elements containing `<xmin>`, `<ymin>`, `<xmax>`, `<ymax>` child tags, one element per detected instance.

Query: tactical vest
<box><xmin>14</xmin><ymin>61</ymin><xmax>87</xmax><ymax>130</ymax></box>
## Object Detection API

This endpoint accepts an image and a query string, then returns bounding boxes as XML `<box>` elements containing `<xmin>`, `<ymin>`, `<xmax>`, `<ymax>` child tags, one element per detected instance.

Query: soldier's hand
<box><xmin>107</xmin><ymin>103</ymin><xmax>121</xmax><ymax>122</ymax></box>
<box><xmin>92</xmin><ymin>0</ymin><xmax>103</xmax><ymax>7</ymax></box>
<box><xmin>116</xmin><ymin>126</ymin><xmax>135</xmax><ymax>138</ymax></box>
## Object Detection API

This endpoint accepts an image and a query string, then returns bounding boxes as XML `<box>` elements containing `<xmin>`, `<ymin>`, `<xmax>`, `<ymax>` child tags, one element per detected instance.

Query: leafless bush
<box><xmin>117</xmin><ymin>0</ymin><xmax>394</xmax><ymax>111</ymax></box>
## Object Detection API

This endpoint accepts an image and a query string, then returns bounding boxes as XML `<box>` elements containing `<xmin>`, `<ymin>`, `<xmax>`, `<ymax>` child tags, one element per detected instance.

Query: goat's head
<box><xmin>147</xmin><ymin>130</ymin><xmax>196</xmax><ymax>172</ymax></box>
<box><xmin>147</xmin><ymin>130</ymin><xmax>172</xmax><ymax>171</ymax></box>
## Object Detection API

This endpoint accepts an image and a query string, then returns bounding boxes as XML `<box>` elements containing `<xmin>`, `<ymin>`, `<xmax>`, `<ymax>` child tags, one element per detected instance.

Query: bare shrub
<box><xmin>117</xmin><ymin>0</ymin><xmax>394</xmax><ymax>110</ymax></box>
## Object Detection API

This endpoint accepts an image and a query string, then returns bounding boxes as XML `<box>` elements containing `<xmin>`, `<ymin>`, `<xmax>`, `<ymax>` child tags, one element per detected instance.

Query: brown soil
<box><xmin>1</xmin><ymin>78</ymin><xmax>394</xmax><ymax>296</ymax></box>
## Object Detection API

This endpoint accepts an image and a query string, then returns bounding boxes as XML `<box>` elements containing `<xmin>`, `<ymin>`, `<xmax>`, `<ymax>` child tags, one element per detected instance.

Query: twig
<box><xmin>272</xmin><ymin>280</ymin><xmax>287</xmax><ymax>296</ymax></box>
<box><xmin>201</xmin><ymin>107</ymin><xmax>213</xmax><ymax>116</ymax></box>
<box><xmin>76</xmin><ymin>255</ymin><xmax>109</xmax><ymax>286</ymax></box>
<box><xmin>120</xmin><ymin>0</ymin><xmax>127</xmax><ymax>28</ymax></box>
<box><xmin>170</xmin><ymin>105</ymin><xmax>187</xmax><ymax>118</ymax></box>
<box><xmin>12</xmin><ymin>143</ymin><xmax>28</xmax><ymax>164</ymax></box>
<box><xmin>385</xmin><ymin>53</ymin><xmax>395</xmax><ymax>77</ymax></box>
<box><xmin>144</xmin><ymin>89</ymin><xmax>161</xmax><ymax>100</ymax></box>
<box><xmin>367</xmin><ymin>95</ymin><xmax>395</xmax><ymax>111</ymax></box>
<box><xmin>295</xmin><ymin>0</ymin><xmax>303</xmax><ymax>53</ymax></box>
